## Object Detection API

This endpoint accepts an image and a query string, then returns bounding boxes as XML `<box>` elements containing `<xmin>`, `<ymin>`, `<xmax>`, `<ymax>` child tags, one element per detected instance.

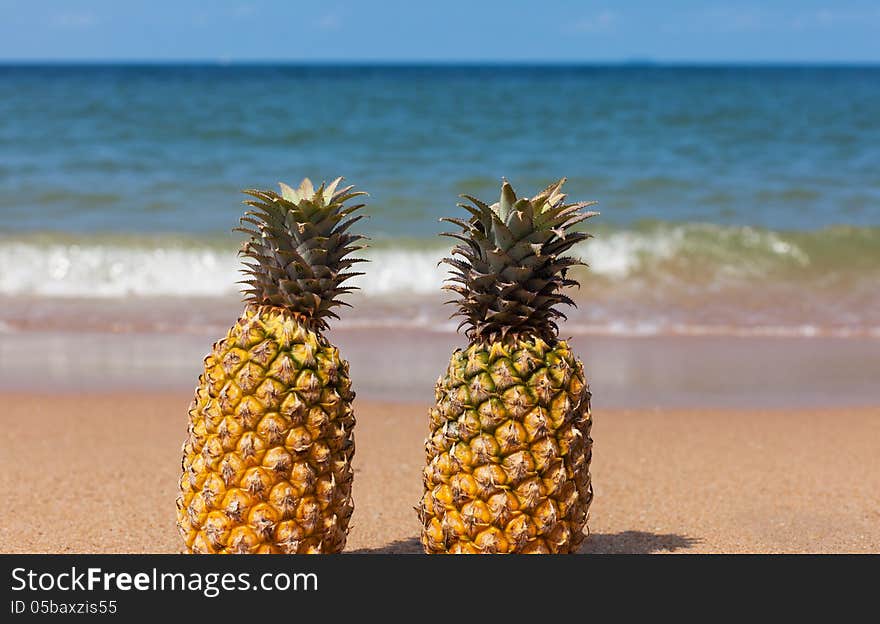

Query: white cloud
<box><xmin>314</xmin><ymin>10</ymin><xmax>343</xmax><ymax>31</ymax></box>
<box><xmin>230</xmin><ymin>4</ymin><xmax>257</xmax><ymax>19</ymax></box>
<box><xmin>50</xmin><ymin>12</ymin><xmax>97</xmax><ymax>29</ymax></box>
<box><xmin>680</xmin><ymin>6</ymin><xmax>880</xmax><ymax>34</ymax></box>
<box><xmin>191</xmin><ymin>5</ymin><xmax>257</xmax><ymax>28</ymax></box>
<box><xmin>791</xmin><ymin>8</ymin><xmax>880</xmax><ymax>30</ymax></box>
<box><xmin>701</xmin><ymin>7</ymin><xmax>767</xmax><ymax>33</ymax></box>
<box><xmin>568</xmin><ymin>10</ymin><xmax>617</xmax><ymax>34</ymax></box>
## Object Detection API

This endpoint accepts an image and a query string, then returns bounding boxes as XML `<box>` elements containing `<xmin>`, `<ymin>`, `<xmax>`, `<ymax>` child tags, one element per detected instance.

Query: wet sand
<box><xmin>1</xmin><ymin>393</ymin><xmax>877</xmax><ymax>554</ymax></box>
<box><xmin>2</xmin><ymin>327</ymin><xmax>880</xmax><ymax>408</ymax></box>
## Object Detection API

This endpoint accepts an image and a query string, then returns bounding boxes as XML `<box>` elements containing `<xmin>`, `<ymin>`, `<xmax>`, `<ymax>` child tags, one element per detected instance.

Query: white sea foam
<box><xmin>0</xmin><ymin>239</ymin><xmax>452</xmax><ymax>298</ymax></box>
<box><xmin>0</xmin><ymin>225</ymin><xmax>843</xmax><ymax>299</ymax></box>
<box><xmin>579</xmin><ymin>229</ymin><xmax>681</xmax><ymax>277</ymax></box>
<box><xmin>0</xmin><ymin>229</ymin><xmax>706</xmax><ymax>298</ymax></box>
<box><xmin>358</xmin><ymin>248</ymin><xmax>447</xmax><ymax>295</ymax></box>
<box><xmin>0</xmin><ymin>241</ymin><xmax>241</xmax><ymax>298</ymax></box>
<box><xmin>0</xmin><ymin>233</ymin><xmax>875</xmax><ymax>339</ymax></box>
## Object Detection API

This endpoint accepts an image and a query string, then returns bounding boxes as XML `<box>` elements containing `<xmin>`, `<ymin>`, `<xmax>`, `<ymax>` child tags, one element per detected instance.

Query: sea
<box><xmin>1</xmin><ymin>64</ymin><xmax>878</xmax><ymax>403</ymax></box>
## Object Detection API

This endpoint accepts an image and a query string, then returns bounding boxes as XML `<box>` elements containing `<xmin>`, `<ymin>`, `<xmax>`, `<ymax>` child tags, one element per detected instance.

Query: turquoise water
<box><xmin>1</xmin><ymin>64</ymin><xmax>879</xmax><ymax>335</ymax></box>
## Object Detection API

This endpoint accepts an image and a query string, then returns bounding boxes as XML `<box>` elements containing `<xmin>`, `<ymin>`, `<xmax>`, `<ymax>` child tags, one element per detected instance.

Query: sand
<box><xmin>1</xmin><ymin>393</ymin><xmax>878</xmax><ymax>554</ymax></box>
<box><xmin>5</xmin><ymin>330</ymin><xmax>880</xmax><ymax>410</ymax></box>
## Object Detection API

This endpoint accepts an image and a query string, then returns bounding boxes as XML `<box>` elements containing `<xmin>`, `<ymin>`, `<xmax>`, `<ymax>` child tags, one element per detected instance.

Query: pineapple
<box><xmin>418</xmin><ymin>178</ymin><xmax>597</xmax><ymax>554</ymax></box>
<box><xmin>177</xmin><ymin>177</ymin><xmax>366</xmax><ymax>554</ymax></box>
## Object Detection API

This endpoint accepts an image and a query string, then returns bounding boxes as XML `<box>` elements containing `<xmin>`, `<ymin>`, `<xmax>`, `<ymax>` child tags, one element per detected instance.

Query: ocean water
<box><xmin>1</xmin><ymin>64</ymin><xmax>879</xmax><ymax>338</ymax></box>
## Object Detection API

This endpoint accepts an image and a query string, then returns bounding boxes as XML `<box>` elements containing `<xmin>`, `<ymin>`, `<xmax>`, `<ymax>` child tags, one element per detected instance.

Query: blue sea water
<box><xmin>0</xmin><ymin>64</ymin><xmax>879</xmax><ymax>335</ymax></box>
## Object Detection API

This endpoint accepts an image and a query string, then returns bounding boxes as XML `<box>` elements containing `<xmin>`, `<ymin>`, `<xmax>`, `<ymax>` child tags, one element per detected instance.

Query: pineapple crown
<box><xmin>237</xmin><ymin>177</ymin><xmax>367</xmax><ymax>330</ymax></box>
<box><xmin>442</xmin><ymin>178</ymin><xmax>598</xmax><ymax>343</ymax></box>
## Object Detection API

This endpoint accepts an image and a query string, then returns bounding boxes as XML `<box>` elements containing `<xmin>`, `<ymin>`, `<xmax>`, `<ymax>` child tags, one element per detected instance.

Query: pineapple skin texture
<box><xmin>419</xmin><ymin>337</ymin><xmax>592</xmax><ymax>554</ymax></box>
<box><xmin>177</xmin><ymin>305</ymin><xmax>355</xmax><ymax>554</ymax></box>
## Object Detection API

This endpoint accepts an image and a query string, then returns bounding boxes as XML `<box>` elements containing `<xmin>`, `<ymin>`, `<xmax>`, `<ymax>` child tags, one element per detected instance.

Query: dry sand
<box><xmin>1</xmin><ymin>393</ymin><xmax>877</xmax><ymax>554</ymax></box>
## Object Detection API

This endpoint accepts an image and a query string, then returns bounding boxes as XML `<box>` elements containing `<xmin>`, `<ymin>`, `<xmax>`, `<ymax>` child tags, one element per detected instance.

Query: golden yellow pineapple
<box><xmin>177</xmin><ymin>177</ymin><xmax>366</xmax><ymax>554</ymax></box>
<box><xmin>418</xmin><ymin>179</ymin><xmax>597</xmax><ymax>554</ymax></box>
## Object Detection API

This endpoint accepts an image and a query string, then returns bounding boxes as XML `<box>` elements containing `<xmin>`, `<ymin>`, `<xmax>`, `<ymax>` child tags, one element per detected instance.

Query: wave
<box><xmin>0</xmin><ymin>235</ymin><xmax>449</xmax><ymax>298</ymax></box>
<box><xmin>0</xmin><ymin>236</ymin><xmax>241</xmax><ymax>298</ymax></box>
<box><xmin>1</xmin><ymin>224</ymin><xmax>877</xmax><ymax>298</ymax></box>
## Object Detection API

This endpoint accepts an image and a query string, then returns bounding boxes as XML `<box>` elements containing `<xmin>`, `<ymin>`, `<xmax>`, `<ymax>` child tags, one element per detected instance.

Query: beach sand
<box><xmin>1</xmin><ymin>393</ymin><xmax>877</xmax><ymax>554</ymax></box>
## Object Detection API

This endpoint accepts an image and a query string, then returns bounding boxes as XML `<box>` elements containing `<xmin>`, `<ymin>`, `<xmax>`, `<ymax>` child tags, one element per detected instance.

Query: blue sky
<box><xmin>1</xmin><ymin>1</ymin><xmax>879</xmax><ymax>62</ymax></box>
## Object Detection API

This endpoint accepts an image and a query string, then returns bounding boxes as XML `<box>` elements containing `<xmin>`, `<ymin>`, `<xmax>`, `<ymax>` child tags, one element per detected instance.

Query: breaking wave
<box><xmin>1</xmin><ymin>224</ymin><xmax>877</xmax><ymax>297</ymax></box>
<box><xmin>1</xmin><ymin>224</ymin><xmax>878</xmax><ymax>337</ymax></box>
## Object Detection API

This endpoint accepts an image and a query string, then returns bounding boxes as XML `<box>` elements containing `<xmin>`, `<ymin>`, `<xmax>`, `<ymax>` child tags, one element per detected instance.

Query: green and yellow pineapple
<box><xmin>177</xmin><ymin>178</ymin><xmax>365</xmax><ymax>554</ymax></box>
<box><xmin>418</xmin><ymin>178</ymin><xmax>597</xmax><ymax>554</ymax></box>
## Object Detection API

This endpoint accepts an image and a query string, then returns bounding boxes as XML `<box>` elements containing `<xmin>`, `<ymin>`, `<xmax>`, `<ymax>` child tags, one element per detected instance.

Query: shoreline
<box><xmin>2</xmin><ymin>293</ymin><xmax>879</xmax><ymax>339</ymax></box>
<box><xmin>2</xmin><ymin>393</ymin><xmax>877</xmax><ymax>554</ymax></box>
<box><xmin>1</xmin><ymin>328</ymin><xmax>877</xmax><ymax>408</ymax></box>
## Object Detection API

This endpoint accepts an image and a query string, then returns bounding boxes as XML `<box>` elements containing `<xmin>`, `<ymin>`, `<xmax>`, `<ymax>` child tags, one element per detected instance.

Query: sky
<box><xmin>1</xmin><ymin>1</ymin><xmax>879</xmax><ymax>63</ymax></box>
